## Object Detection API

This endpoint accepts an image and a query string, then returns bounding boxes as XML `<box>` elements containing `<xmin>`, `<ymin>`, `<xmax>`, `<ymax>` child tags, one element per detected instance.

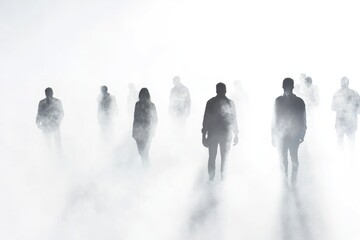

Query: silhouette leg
<box><xmin>136</xmin><ymin>139</ymin><xmax>148</xmax><ymax>167</ymax></box>
<box><xmin>278</xmin><ymin>139</ymin><xmax>289</xmax><ymax>182</ymax></box>
<box><xmin>289</xmin><ymin>141</ymin><xmax>300</xmax><ymax>186</ymax></box>
<box><xmin>219</xmin><ymin>136</ymin><xmax>231</xmax><ymax>180</ymax></box>
<box><xmin>208</xmin><ymin>137</ymin><xmax>218</xmax><ymax>181</ymax></box>
<box><xmin>142</xmin><ymin>138</ymin><xmax>152</xmax><ymax>167</ymax></box>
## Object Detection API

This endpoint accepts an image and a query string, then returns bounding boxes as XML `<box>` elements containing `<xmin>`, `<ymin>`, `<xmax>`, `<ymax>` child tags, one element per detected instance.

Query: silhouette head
<box><xmin>45</xmin><ymin>87</ymin><xmax>53</xmax><ymax>98</ymax></box>
<box><xmin>139</xmin><ymin>88</ymin><xmax>151</xmax><ymax>101</ymax></box>
<box><xmin>341</xmin><ymin>77</ymin><xmax>349</xmax><ymax>88</ymax></box>
<box><xmin>282</xmin><ymin>78</ymin><xmax>294</xmax><ymax>93</ymax></box>
<box><xmin>216</xmin><ymin>82</ymin><xmax>227</xmax><ymax>96</ymax></box>
<box><xmin>100</xmin><ymin>85</ymin><xmax>108</xmax><ymax>94</ymax></box>
<box><xmin>305</xmin><ymin>76</ymin><xmax>312</xmax><ymax>87</ymax></box>
<box><xmin>173</xmin><ymin>76</ymin><xmax>181</xmax><ymax>87</ymax></box>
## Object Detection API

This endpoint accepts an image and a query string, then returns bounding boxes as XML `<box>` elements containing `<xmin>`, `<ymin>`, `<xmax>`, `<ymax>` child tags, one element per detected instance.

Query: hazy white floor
<box><xmin>1</xmin><ymin>105</ymin><xmax>360</xmax><ymax>240</ymax></box>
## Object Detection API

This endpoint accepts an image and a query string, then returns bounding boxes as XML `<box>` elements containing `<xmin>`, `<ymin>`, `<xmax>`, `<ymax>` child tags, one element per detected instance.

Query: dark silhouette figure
<box><xmin>272</xmin><ymin>78</ymin><xmax>307</xmax><ymax>187</ymax></box>
<box><xmin>169</xmin><ymin>76</ymin><xmax>191</xmax><ymax>124</ymax></box>
<box><xmin>97</xmin><ymin>86</ymin><xmax>118</xmax><ymax>135</ymax></box>
<box><xmin>127</xmin><ymin>83</ymin><xmax>138</xmax><ymax>115</ymax></box>
<box><xmin>331</xmin><ymin>77</ymin><xmax>360</xmax><ymax>145</ymax></box>
<box><xmin>202</xmin><ymin>83</ymin><xmax>239</xmax><ymax>181</ymax></box>
<box><xmin>36</xmin><ymin>87</ymin><xmax>64</xmax><ymax>151</ymax></box>
<box><xmin>132</xmin><ymin>88</ymin><xmax>158</xmax><ymax>166</ymax></box>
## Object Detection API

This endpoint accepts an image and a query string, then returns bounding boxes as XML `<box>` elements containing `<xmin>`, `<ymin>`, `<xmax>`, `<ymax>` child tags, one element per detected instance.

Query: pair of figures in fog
<box><xmin>201</xmin><ymin>79</ymin><xmax>306</xmax><ymax>185</ymax></box>
<box><xmin>99</xmin><ymin>84</ymin><xmax>158</xmax><ymax>166</ymax></box>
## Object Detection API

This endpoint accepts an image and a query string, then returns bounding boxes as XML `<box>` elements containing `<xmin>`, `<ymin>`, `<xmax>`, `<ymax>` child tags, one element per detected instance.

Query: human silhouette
<box><xmin>331</xmin><ymin>77</ymin><xmax>360</xmax><ymax>145</ymax></box>
<box><xmin>132</xmin><ymin>88</ymin><xmax>158</xmax><ymax>167</ymax></box>
<box><xmin>36</xmin><ymin>87</ymin><xmax>64</xmax><ymax>152</ymax></box>
<box><xmin>202</xmin><ymin>82</ymin><xmax>239</xmax><ymax>181</ymax></box>
<box><xmin>272</xmin><ymin>78</ymin><xmax>307</xmax><ymax>187</ymax></box>
<box><xmin>97</xmin><ymin>86</ymin><xmax>118</xmax><ymax>136</ymax></box>
<box><xmin>169</xmin><ymin>76</ymin><xmax>191</xmax><ymax>124</ymax></box>
<box><xmin>127</xmin><ymin>83</ymin><xmax>138</xmax><ymax>115</ymax></box>
<box><xmin>294</xmin><ymin>76</ymin><xmax>319</xmax><ymax>110</ymax></box>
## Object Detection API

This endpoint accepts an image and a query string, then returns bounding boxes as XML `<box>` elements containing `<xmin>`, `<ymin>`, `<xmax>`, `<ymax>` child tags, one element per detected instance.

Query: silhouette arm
<box><xmin>231</xmin><ymin>101</ymin><xmax>239</xmax><ymax>145</ymax></box>
<box><xmin>36</xmin><ymin>101</ymin><xmax>42</xmax><ymax>128</ymax></box>
<box><xmin>59</xmin><ymin>101</ymin><xmax>64</xmax><ymax>120</ymax></box>
<box><xmin>202</xmin><ymin>102</ymin><xmax>210</xmax><ymax>147</ymax></box>
<box><xmin>300</xmin><ymin>102</ymin><xmax>307</xmax><ymax>142</ymax></box>
<box><xmin>132</xmin><ymin>103</ymin><xmax>139</xmax><ymax>139</ymax></box>
<box><xmin>271</xmin><ymin>100</ymin><xmax>278</xmax><ymax>146</ymax></box>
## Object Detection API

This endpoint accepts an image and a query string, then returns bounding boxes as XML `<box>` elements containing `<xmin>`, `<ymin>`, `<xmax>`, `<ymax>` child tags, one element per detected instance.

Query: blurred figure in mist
<box><xmin>294</xmin><ymin>75</ymin><xmax>319</xmax><ymax>110</ymax></box>
<box><xmin>294</xmin><ymin>73</ymin><xmax>307</xmax><ymax>94</ymax></box>
<box><xmin>231</xmin><ymin>80</ymin><xmax>248</xmax><ymax>134</ymax></box>
<box><xmin>169</xmin><ymin>76</ymin><xmax>191</xmax><ymax>125</ymax></box>
<box><xmin>331</xmin><ymin>77</ymin><xmax>360</xmax><ymax>146</ymax></box>
<box><xmin>127</xmin><ymin>83</ymin><xmax>138</xmax><ymax>116</ymax></box>
<box><xmin>133</xmin><ymin>88</ymin><xmax>158</xmax><ymax>167</ymax></box>
<box><xmin>97</xmin><ymin>86</ymin><xmax>118</xmax><ymax>138</ymax></box>
<box><xmin>272</xmin><ymin>78</ymin><xmax>306</xmax><ymax>187</ymax></box>
<box><xmin>36</xmin><ymin>87</ymin><xmax>64</xmax><ymax>152</ymax></box>
<box><xmin>202</xmin><ymin>83</ymin><xmax>239</xmax><ymax>181</ymax></box>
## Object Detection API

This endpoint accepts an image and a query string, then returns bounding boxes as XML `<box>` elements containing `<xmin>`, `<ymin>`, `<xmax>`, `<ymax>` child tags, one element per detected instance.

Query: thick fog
<box><xmin>1</xmin><ymin>0</ymin><xmax>360</xmax><ymax>239</ymax></box>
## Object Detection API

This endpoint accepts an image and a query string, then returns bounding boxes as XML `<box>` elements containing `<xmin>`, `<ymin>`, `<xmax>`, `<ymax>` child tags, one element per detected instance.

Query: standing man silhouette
<box><xmin>272</xmin><ymin>78</ymin><xmax>307</xmax><ymax>187</ymax></box>
<box><xmin>97</xmin><ymin>85</ymin><xmax>118</xmax><ymax>138</ymax></box>
<box><xmin>36</xmin><ymin>87</ymin><xmax>64</xmax><ymax>152</ymax></box>
<box><xmin>202</xmin><ymin>82</ymin><xmax>239</xmax><ymax>181</ymax></box>
<box><xmin>169</xmin><ymin>76</ymin><xmax>191</xmax><ymax>124</ymax></box>
<box><xmin>331</xmin><ymin>77</ymin><xmax>360</xmax><ymax>145</ymax></box>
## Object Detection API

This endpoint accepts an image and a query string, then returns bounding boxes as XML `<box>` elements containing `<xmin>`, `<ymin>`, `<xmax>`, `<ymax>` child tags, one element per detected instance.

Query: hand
<box><xmin>233</xmin><ymin>135</ymin><xmax>239</xmax><ymax>146</ymax></box>
<box><xmin>202</xmin><ymin>135</ymin><xmax>209</xmax><ymax>148</ymax></box>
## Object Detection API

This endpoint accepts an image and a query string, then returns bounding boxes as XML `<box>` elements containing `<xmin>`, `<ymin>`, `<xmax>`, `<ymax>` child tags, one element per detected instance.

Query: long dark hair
<box><xmin>139</xmin><ymin>88</ymin><xmax>151</xmax><ymax>101</ymax></box>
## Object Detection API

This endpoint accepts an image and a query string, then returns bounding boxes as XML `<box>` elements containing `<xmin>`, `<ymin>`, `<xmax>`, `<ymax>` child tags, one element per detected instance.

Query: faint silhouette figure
<box><xmin>294</xmin><ymin>75</ymin><xmax>319</xmax><ymax>110</ymax></box>
<box><xmin>169</xmin><ymin>76</ymin><xmax>191</xmax><ymax>124</ymax></box>
<box><xmin>272</xmin><ymin>78</ymin><xmax>307</xmax><ymax>187</ymax></box>
<box><xmin>36</xmin><ymin>87</ymin><xmax>64</xmax><ymax>152</ymax></box>
<box><xmin>127</xmin><ymin>83</ymin><xmax>138</xmax><ymax>115</ymax></box>
<box><xmin>331</xmin><ymin>77</ymin><xmax>360</xmax><ymax>145</ymax></box>
<box><xmin>231</xmin><ymin>80</ymin><xmax>248</xmax><ymax>134</ymax></box>
<box><xmin>132</xmin><ymin>88</ymin><xmax>158</xmax><ymax>167</ymax></box>
<box><xmin>202</xmin><ymin>83</ymin><xmax>239</xmax><ymax>181</ymax></box>
<box><xmin>97</xmin><ymin>86</ymin><xmax>118</xmax><ymax>137</ymax></box>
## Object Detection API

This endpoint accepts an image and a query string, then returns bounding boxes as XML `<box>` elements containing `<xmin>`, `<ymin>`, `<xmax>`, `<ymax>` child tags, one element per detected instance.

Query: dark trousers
<box><xmin>135</xmin><ymin>138</ymin><xmax>152</xmax><ymax>167</ymax></box>
<box><xmin>208</xmin><ymin>134</ymin><xmax>231</xmax><ymax>180</ymax></box>
<box><xmin>277</xmin><ymin>136</ymin><xmax>300</xmax><ymax>184</ymax></box>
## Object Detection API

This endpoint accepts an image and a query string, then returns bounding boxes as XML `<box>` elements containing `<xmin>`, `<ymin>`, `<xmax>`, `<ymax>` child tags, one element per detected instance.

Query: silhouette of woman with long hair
<box><xmin>132</xmin><ymin>88</ymin><xmax>158</xmax><ymax>167</ymax></box>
